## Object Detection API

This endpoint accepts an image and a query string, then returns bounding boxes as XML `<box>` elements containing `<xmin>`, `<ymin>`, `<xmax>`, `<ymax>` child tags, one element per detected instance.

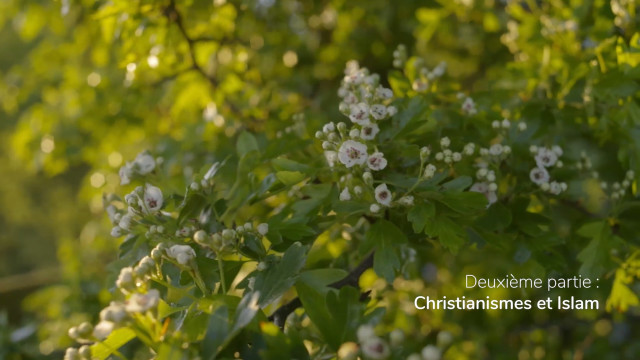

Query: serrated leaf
<box><xmin>407</xmin><ymin>202</ymin><xmax>435</xmax><ymax>233</ymax></box>
<box><xmin>91</xmin><ymin>328</ymin><xmax>136</xmax><ymax>360</ymax></box>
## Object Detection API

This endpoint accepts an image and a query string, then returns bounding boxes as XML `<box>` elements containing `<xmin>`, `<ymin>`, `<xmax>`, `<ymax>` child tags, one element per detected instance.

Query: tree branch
<box><xmin>268</xmin><ymin>251</ymin><xmax>375</xmax><ymax>329</ymax></box>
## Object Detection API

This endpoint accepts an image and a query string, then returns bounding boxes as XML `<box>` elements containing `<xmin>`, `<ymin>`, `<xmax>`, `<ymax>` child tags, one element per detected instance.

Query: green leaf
<box><xmin>275</xmin><ymin>170</ymin><xmax>306</xmax><ymax>186</ymax></box>
<box><xmin>178</xmin><ymin>193</ymin><xmax>207</xmax><ymax>227</ymax></box>
<box><xmin>91</xmin><ymin>328</ymin><xmax>137</xmax><ymax>360</ymax></box>
<box><xmin>271</xmin><ymin>158</ymin><xmax>312</xmax><ymax>174</ymax></box>
<box><xmin>156</xmin><ymin>343</ymin><xmax>187</xmax><ymax>360</ymax></box>
<box><xmin>432</xmin><ymin>191</ymin><xmax>487</xmax><ymax>215</ymax></box>
<box><xmin>407</xmin><ymin>202</ymin><xmax>436</xmax><ymax>233</ymax></box>
<box><xmin>577</xmin><ymin>221</ymin><xmax>612</xmax><ymax>277</ymax></box>
<box><xmin>236</xmin><ymin>131</ymin><xmax>259</xmax><ymax>157</ymax></box>
<box><xmin>440</xmin><ymin>176</ymin><xmax>472</xmax><ymax>192</ymax></box>
<box><xmin>364</xmin><ymin>220</ymin><xmax>407</xmax><ymax>281</ymax></box>
<box><xmin>296</xmin><ymin>283</ymin><xmax>362</xmax><ymax>350</ymax></box>
<box><xmin>388</xmin><ymin>70</ymin><xmax>411</xmax><ymax>96</ymax></box>
<box><xmin>475</xmin><ymin>202</ymin><xmax>512</xmax><ymax>231</ymax></box>
<box><xmin>426</xmin><ymin>216</ymin><xmax>467</xmax><ymax>253</ymax></box>
<box><xmin>252</xmin><ymin>242</ymin><xmax>308</xmax><ymax>307</ymax></box>
<box><xmin>202</xmin><ymin>305</ymin><xmax>229</xmax><ymax>359</ymax></box>
<box><xmin>297</xmin><ymin>268</ymin><xmax>348</xmax><ymax>290</ymax></box>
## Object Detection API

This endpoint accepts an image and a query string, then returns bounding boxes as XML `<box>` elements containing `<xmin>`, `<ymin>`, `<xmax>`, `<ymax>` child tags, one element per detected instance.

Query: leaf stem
<box><xmin>217</xmin><ymin>254</ymin><xmax>227</xmax><ymax>294</ymax></box>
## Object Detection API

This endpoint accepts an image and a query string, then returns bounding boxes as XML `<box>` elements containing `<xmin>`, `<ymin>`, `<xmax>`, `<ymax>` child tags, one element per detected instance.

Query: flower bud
<box><xmin>221</xmin><ymin>229</ymin><xmax>236</xmax><ymax>240</ymax></box>
<box><xmin>369</xmin><ymin>204</ymin><xmax>381</xmax><ymax>213</ymax></box>
<box><xmin>337</xmin><ymin>122</ymin><xmax>347</xmax><ymax>133</ymax></box>
<box><xmin>420</xmin><ymin>147</ymin><xmax>430</xmax><ymax>161</ymax></box>
<box><xmin>211</xmin><ymin>233</ymin><xmax>224</xmax><ymax>251</ymax></box>
<box><xmin>68</xmin><ymin>326</ymin><xmax>79</xmax><ymax>339</ymax></box>
<box><xmin>78</xmin><ymin>345</ymin><xmax>91</xmax><ymax>359</ymax></box>
<box><xmin>64</xmin><ymin>348</ymin><xmax>80</xmax><ymax>360</ymax></box>
<box><xmin>362</xmin><ymin>172</ymin><xmax>373</xmax><ymax>186</ymax></box>
<box><xmin>151</xmin><ymin>248</ymin><xmax>163</xmax><ymax>261</ymax></box>
<box><xmin>257</xmin><ymin>223</ymin><xmax>269</xmax><ymax>236</ymax></box>
<box><xmin>437</xmin><ymin>330</ymin><xmax>453</xmax><ymax>347</ymax></box>
<box><xmin>315</xmin><ymin>131</ymin><xmax>324</xmax><ymax>139</ymax></box>
<box><xmin>390</xmin><ymin>329</ymin><xmax>404</xmax><ymax>346</ymax></box>
<box><xmin>193</xmin><ymin>230</ymin><xmax>208</xmax><ymax>245</ymax></box>
<box><xmin>328</xmin><ymin>133</ymin><xmax>340</xmax><ymax>142</ymax></box>
<box><xmin>190</xmin><ymin>182</ymin><xmax>200</xmax><ymax>191</ymax></box>
<box><xmin>77</xmin><ymin>322</ymin><xmax>93</xmax><ymax>337</ymax></box>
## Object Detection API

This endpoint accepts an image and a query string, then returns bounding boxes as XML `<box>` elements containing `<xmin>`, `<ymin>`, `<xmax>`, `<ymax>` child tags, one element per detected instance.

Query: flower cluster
<box><xmin>529</xmin><ymin>146</ymin><xmax>567</xmax><ymax>195</ymax></box>
<box><xmin>601</xmin><ymin>170</ymin><xmax>635</xmax><ymax>200</ymax></box>
<box><xmin>411</xmin><ymin>58</ymin><xmax>447</xmax><ymax>92</ymax></box>
<box><xmin>192</xmin><ymin>222</ymin><xmax>268</xmax><ymax>254</ymax></box>
<box><xmin>317</xmin><ymin>61</ymin><xmax>399</xmax><ymax>213</ymax></box>
<box><xmin>108</xmin><ymin>183</ymin><xmax>164</xmax><ymax>238</ymax></box>
<box><xmin>392</xmin><ymin>44</ymin><xmax>407</xmax><ymax>68</ymax></box>
<box><xmin>457</xmin><ymin>93</ymin><xmax>477</xmax><ymax>116</ymax></box>
<box><xmin>118</xmin><ymin>151</ymin><xmax>158</xmax><ymax>185</ymax></box>
<box><xmin>336</xmin><ymin>325</ymin><xmax>452</xmax><ymax>360</ymax></box>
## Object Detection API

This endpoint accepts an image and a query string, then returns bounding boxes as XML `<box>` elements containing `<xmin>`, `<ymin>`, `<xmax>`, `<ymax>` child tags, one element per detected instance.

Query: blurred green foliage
<box><xmin>0</xmin><ymin>0</ymin><xmax>639</xmax><ymax>359</ymax></box>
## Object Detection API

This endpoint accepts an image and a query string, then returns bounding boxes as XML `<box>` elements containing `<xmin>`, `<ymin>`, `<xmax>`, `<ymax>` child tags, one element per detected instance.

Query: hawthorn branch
<box><xmin>268</xmin><ymin>252</ymin><xmax>375</xmax><ymax>329</ymax></box>
<box><xmin>165</xmin><ymin>0</ymin><xmax>218</xmax><ymax>87</ymax></box>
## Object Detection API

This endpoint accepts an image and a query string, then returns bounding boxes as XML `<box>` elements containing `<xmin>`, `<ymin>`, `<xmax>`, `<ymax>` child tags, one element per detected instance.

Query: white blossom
<box><xmin>549</xmin><ymin>181</ymin><xmax>563</xmax><ymax>195</ymax></box>
<box><xmin>111</xmin><ymin>226</ymin><xmax>124</xmax><ymax>238</ymax></box>
<box><xmin>134</xmin><ymin>152</ymin><xmax>156</xmax><ymax>175</ymax></box>
<box><xmin>437</xmin><ymin>331</ymin><xmax>453</xmax><ymax>347</ymax></box>
<box><xmin>421</xmin><ymin>345</ymin><xmax>442</xmax><ymax>360</ymax></box>
<box><xmin>501</xmin><ymin>119</ymin><xmax>511</xmax><ymax>128</ymax></box>
<box><xmin>440</xmin><ymin>137</ymin><xmax>450</xmax><ymax>148</ymax></box>
<box><xmin>386</xmin><ymin>106</ymin><xmax>397</xmax><ymax>117</ymax></box>
<box><xmin>374</xmin><ymin>184</ymin><xmax>392</xmax><ymax>206</ymax></box>
<box><xmin>452</xmin><ymin>152</ymin><xmax>462</xmax><ymax>162</ymax></box>
<box><xmin>339</xmin><ymin>187</ymin><xmax>352</xmax><ymax>201</ymax></box>
<box><xmin>100</xmin><ymin>302</ymin><xmax>127</xmax><ymax>323</ymax></box>
<box><xmin>369</xmin><ymin>203</ymin><xmax>381</xmax><ymax>213</ymax></box>
<box><xmin>492</xmin><ymin>120</ymin><xmax>500</xmax><ymax>129</ymax></box>
<box><xmin>627</xmin><ymin>170</ymin><xmax>635</xmax><ymax>179</ymax></box>
<box><xmin>360</xmin><ymin>123</ymin><xmax>380</xmax><ymax>140</ymax></box>
<box><xmin>257</xmin><ymin>223</ymin><xmax>269</xmax><ymax>235</ymax></box>
<box><xmin>118</xmin><ymin>215</ymin><xmax>133</xmax><ymax>231</ymax></box>
<box><xmin>93</xmin><ymin>321</ymin><xmax>115</xmax><ymax>340</ymax></box>
<box><xmin>338</xmin><ymin>140</ymin><xmax>368</xmax><ymax>168</ymax></box>
<box><xmin>470</xmin><ymin>182</ymin><xmax>497</xmax><ymax>205</ymax></box>
<box><xmin>361</xmin><ymin>337</ymin><xmax>390</xmax><ymax>360</ymax></box>
<box><xmin>398</xmin><ymin>196</ymin><xmax>414</xmax><ymax>206</ymax></box>
<box><xmin>324</xmin><ymin>151</ymin><xmax>338</xmax><ymax>167</ymax></box>
<box><xmin>518</xmin><ymin>122</ymin><xmax>527</xmax><ymax>131</ymax></box>
<box><xmin>463</xmin><ymin>143</ymin><xmax>475</xmax><ymax>155</ymax></box>
<box><xmin>489</xmin><ymin>143</ymin><xmax>503</xmax><ymax>156</ymax></box>
<box><xmin>349</xmin><ymin>103</ymin><xmax>370</xmax><ymax>125</ymax></box>
<box><xmin>167</xmin><ymin>245</ymin><xmax>196</xmax><ymax>265</ymax></box>
<box><xmin>116</xmin><ymin>267</ymin><xmax>134</xmax><ymax>289</ymax></box>
<box><xmin>369</xmin><ymin>104</ymin><xmax>387</xmax><ymax>120</ymax></box>
<box><xmin>529</xmin><ymin>167</ymin><xmax>550</xmax><ymax>185</ymax></box>
<box><xmin>461</xmin><ymin>97</ymin><xmax>477</xmax><ymax>115</ymax></box>
<box><xmin>535</xmin><ymin>147</ymin><xmax>558</xmax><ymax>168</ymax></box>
<box><xmin>140</xmin><ymin>184</ymin><xmax>163</xmax><ymax>214</ymax></box>
<box><xmin>323</xmin><ymin>122</ymin><xmax>335</xmax><ymax>133</ymax></box>
<box><xmin>119</xmin><ymin>165</ymin><xmax>132</xmax><ymax>185</ymax></box>
<box><xmin>125</xmin><ymin>289</ymin><xmax>160</xmax><ymax>313</ymax></box>
<box><xmin>424</xmin><ymin>164</ymin><xmax>437</xmax><ymax>179</ymax></box>
<box><xmin>367</xmin><ymin>152</ymin><xmax>387</xmax><ymax>171</ymax></box>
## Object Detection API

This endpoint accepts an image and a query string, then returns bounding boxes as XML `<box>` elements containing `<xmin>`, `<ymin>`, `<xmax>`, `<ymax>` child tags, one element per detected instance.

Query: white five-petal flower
<box><xmin>338</xmin><ymin>140</ymin><xmax>368</xmax><ymax>168</ymax></box>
